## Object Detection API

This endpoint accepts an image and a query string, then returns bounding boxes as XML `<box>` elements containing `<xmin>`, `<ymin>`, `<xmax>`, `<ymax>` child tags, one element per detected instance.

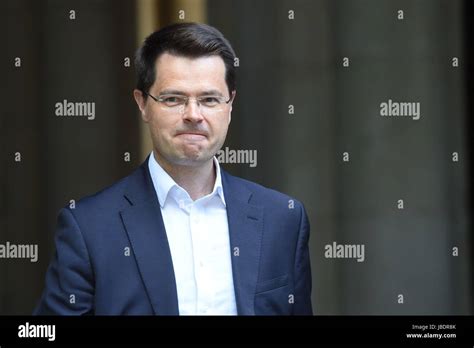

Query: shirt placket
<box><xmin>190</xmin><ymin>201</ymin><xmax>214</xmax><ymax>314</ymax></box>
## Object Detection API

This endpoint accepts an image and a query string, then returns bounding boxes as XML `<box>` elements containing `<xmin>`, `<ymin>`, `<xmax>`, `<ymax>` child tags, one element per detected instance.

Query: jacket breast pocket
<box><xmin>254</xmin><ymin>274</ymin><xmax>292</xmax><ymax>315</ymax></box>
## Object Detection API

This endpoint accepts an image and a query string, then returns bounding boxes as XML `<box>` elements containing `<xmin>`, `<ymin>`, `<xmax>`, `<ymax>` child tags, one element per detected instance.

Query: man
<box><xmin>34</xmin><ymin>22</ymin><xmax>312</xmax><ymax>315</ymax></box>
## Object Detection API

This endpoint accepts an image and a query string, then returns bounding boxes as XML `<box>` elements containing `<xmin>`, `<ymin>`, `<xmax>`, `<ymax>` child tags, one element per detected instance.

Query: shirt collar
<box><xmin>148</xmin><ymin>152</ymin><xmax>226</xmax><ymax>208</ymax></box>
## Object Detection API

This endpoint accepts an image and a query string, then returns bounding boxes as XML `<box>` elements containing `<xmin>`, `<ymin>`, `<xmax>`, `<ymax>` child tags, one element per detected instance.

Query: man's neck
<box><xmin>153</xmin><ymin>151</ymin><xmax>216</xmax><ymax>201</ymax></box>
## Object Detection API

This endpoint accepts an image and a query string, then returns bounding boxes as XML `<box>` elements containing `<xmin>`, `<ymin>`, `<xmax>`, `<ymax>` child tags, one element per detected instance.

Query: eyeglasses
<box><xmin>143</xmin><ymin>92</ymin><xmax>233</xmax><ymax>115</ymax></box>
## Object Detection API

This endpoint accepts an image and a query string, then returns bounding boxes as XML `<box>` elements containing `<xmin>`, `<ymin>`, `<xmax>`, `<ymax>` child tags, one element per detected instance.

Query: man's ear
<box><xmin>228</xmin><ymin>90</ymin><xmax>236</xmax><ymax>124</ymax></box>
<box><xmin>133</xmin><ymin>89</ymin><xmax>149</xmax><ymax>122</ymax></box>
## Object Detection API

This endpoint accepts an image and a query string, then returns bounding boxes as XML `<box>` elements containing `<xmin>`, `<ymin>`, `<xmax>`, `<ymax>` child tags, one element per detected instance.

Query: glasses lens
<box><xmin>158</xmin><ymin>95</ymin><xmax>228</xmax><ymax>115</ymax></box>
<box><xmin>159</xmin><ymin>95</ymin><xmax>186</xmax><ymax>107</ymax></box>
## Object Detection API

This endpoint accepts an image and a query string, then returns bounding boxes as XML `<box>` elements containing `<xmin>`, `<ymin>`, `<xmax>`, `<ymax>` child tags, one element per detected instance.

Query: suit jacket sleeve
<box><xmin>293</xmin><ymin>202</ymin><xmax>313</xmax><ymax>315</ymax></box>
<box><xmin>33</xmin><ymin>208</ymin><xmax>94</xmax><ymax>315</ymax></box>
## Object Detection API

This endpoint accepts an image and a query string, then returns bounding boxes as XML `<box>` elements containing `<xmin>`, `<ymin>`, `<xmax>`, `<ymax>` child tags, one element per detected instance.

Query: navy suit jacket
<box><xmin>34</xmin><ymin>157</ymin><xmax>313</xmax><ymax>315</ymax></box>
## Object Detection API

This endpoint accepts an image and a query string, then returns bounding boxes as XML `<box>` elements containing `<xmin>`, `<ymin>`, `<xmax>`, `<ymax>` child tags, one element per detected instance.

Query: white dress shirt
<box><xmin>148</xmin><ymin>153</ymin><xmax>237</xmax><ymax>315</ymax></box>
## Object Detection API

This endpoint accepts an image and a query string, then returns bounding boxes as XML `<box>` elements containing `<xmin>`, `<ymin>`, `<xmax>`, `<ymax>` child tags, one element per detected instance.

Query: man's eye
<box><xmin>200</xmin><ymin>97</ymin><xmax>220</xmax><ymax>106</ymax></box>
<box><xmin>163</xmin><ymin>97</ymin><xmax>181</xmax><ymax>104</ymax></box>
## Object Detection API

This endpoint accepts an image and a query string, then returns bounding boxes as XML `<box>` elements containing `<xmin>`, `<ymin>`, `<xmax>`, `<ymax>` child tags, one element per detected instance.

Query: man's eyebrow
<box><xmin>157</xmin><ymin>89</ymin><xmax>225</xmax><ymax>97</ymax></box>
<box><xmin>158</xmin><ymin>89</ymin><xmax>187</xmax><ymax>96</ymax></box>
<box><xmin>198</xmin><ymin>90</ymin><xmax>224</xmax><ymax>97</ymax></box>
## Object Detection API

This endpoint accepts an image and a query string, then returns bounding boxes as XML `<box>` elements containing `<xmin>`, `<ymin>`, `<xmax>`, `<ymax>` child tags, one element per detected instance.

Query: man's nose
<box><xmin>182</xmin><ymin>99</ymin><xmax>204</xmax><ymax>122</ymax></box>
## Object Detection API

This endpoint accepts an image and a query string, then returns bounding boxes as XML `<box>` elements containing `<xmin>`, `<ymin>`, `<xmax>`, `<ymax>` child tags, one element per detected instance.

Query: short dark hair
<box><xmin>135</xmin><ymin>22</ymin><xmax>236</xmax><ymax>98</ymax></box>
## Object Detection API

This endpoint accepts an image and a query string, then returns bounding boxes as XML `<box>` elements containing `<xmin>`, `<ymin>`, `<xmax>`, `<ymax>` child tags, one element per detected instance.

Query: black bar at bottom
<box><xmin>0</xmin><ymin>316</ymin><xmax>473</xmax><ymax>346</ymax></box>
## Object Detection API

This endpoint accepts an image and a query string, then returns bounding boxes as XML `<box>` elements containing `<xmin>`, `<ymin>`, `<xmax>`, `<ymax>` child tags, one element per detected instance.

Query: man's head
<box><xmin>133</xmin><ymin>23</ymin><xmax>236</xmax><ymax>168</ymax></box>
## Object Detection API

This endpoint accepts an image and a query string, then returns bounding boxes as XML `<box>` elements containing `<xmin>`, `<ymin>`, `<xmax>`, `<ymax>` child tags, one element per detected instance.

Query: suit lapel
<box><xmin>120</xmin><ymin>158</ymin><xmax>179</xmax><ymax>315</ymax></box>
<box><xmin>222</xmin><ymin>170</ymin><xmax>264</xmax><ymax>315</ymax></box>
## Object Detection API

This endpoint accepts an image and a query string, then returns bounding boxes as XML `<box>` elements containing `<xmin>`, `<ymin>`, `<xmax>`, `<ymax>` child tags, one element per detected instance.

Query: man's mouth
<box><xmin>176</xmin><ymin>132</ymin><xmax>208</xmax><ymax>141</ymax></box>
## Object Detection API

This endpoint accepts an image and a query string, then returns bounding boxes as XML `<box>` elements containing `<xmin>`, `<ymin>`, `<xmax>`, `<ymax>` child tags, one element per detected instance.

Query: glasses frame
<box><xmin>143</xmin><ymin>91</ymin><xmax>233</xmax><ymax>110</ymax></box>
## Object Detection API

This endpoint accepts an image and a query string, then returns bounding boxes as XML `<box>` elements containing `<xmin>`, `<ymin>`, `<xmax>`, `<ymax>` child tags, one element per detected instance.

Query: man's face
<box><xmin>135</xmin><ymin>52</ymin><xmax>234</xmax><ymax>167</ymax></box>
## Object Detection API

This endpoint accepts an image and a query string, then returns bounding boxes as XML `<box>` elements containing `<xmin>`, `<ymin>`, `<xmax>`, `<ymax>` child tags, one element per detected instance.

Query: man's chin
<box><xmin>173</xmin><ymin>151</ymin><xmax>214</xmax><ymax>167</ymax></box>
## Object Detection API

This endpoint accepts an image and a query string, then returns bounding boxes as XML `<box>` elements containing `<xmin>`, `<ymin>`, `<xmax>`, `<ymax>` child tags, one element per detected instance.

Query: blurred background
<box><xmin>1</xmin><ymin>0</ymin><xmax>472</xmax><ymax>315</ymax></box>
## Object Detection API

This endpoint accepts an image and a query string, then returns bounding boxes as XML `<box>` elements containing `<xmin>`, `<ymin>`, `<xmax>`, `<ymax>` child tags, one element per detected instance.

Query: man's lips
<box><xmin>175</xmin><ymin>132</ymin><xmax>208</xmax><ymax>140</ymax></box>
